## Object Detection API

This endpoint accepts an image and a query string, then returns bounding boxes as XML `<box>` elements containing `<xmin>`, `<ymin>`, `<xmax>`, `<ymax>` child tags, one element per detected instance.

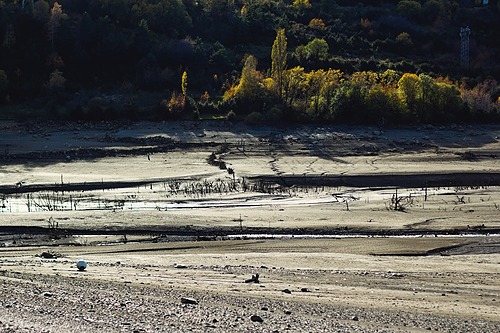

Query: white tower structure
<box><xmin>460</xmin><ymin>26</ymin><xmax>470</xmax><ymax>68</ymax></box>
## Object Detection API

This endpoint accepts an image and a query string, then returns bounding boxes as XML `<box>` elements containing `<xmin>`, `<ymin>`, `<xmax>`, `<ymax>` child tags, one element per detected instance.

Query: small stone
<box><xmin>43</xmin><ymin>292</ymin><xmax>53</xmax><ymax>297</ymax></box>
<box><xmin>250</xmin><ymin>315</ymin><xmax>263</xmax><ymax>323</ymax></box>
<box><xmin>300</xmin><ymin>288</ymin><xmax>310</xmax><ymax>292</ymax></box>
<box><xmin>282</xmin><ymin>289</ymin><xmax>292</xmax><ymax>294</ymax></box>
<box><xmin>174</xmin><ymin>264</ymin><xmax>188</xmax><ymax>269</ymax></box>
<box><xmin>180</xmin><ymin>297</ymin><xmax>198</xmax><ymax>305</ymax></box>
<box><xmin>245</xmin><ymin>273</ymin><xmax>259</xmax><ymax>283</ymax></box>
<box><xmin>40</xmin><ymin>252</ymin><xmax>55</xmax><ymax>259</ymax></box>
<box><xmin>351</xmin><ymin>316</ymin><xmax>359</xmax><ymax>321</ymax></box>
<box><xmin>284</xmin><ymin>310</ymin><xmax>292</xmax><ymax>315</ymax></box>
<box><xmin>261</xmin><ymin>307</ymin><xmax>269</xmax><ymax>311</ymax></box>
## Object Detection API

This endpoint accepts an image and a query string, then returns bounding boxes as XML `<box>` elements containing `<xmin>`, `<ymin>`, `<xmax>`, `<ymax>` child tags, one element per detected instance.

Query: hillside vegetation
<box><xmin>0</xmin><ymin>0</ymin><xmax>499</xmax><ymax>124</ymax></box>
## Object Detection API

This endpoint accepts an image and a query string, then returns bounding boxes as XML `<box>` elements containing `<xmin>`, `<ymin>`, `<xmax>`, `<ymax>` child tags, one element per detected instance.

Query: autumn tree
<box><xmin>282</xmin><ymin>66</ymin><xmax>306</xmax><ymax>107</ymax></box>
<box><xmin>304</xmin><ymin>68</ymin><xmax>343</xmax><ymax>119</ymax></box>
<box><xmin>181</xmin><ymin>70</ymin><xmax>188</xmax><ymax>96</ymax></box>
<box><xmin>232</xmin><ymin>54</ymin><xmax>263</xmax><ymax>100</ymax></box>
<box><xmin>309</xmin><ymin>18</ymin><xmax>326</xmax><ymax>30</ymax></box>
<box><xmin>292</xmin><ymin>0</ymin><xmax>312</xmax><ymax>11</ymax></box>
<box><xmin>271</xmin><ymin>28</ymin><xmax>287</xmax><ymax>100</ymax></box>
<box><xmin>48</xmin><ymin>2</ymin><xmax>63</xmax><ymax>50</ymax></box>
<box><xmin>461</xmin><ymin>79</ymin><xmax>499</xmax><ymax>121</ymax></box>
<box><xmin>398</xmin><ymin>73</ymin><xmax>421</xmax><ymax>117</ymax></box>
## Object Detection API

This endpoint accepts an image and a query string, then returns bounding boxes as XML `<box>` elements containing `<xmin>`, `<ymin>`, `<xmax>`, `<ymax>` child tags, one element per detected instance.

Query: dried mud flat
<box><xmin>1</xmin><ymin>121</ymin><xmax>500</xmax><ymax>332</ymax></box>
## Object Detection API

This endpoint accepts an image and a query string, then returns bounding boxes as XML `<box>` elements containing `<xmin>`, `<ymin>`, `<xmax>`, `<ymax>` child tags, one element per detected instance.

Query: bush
<box><xmin>226</xmin><ymin>110</ymin><xmax>237</xmax><ymax>121</ymax></box>
<box><xmin>244</xmin><ymin>111</ymin><xmax>263</xmax><ymax>125</ymax></box>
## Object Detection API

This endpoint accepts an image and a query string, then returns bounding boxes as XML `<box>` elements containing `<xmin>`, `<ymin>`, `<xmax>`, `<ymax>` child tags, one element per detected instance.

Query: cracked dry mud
<box><xmin>1</xmin><ymin>121</ymin><xmax>500</xmax><ymax>332</ymax></box>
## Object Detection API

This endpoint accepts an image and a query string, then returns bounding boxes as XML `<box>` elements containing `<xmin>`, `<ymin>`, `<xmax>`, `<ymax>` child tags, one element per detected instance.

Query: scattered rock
<box><xmin>174</xmin><ymin>264</ymin><xmax>188</xmax><ymax>269</ymax></box>
<box><xmin>245</xmin><ymin>273</ymin><xmax>260</xmax><ymax>283</ymax></box>
<box><xmin>284</xmin><ymin>310</ymin><xmax>292</xmax><ymax>315</ymax></box>
<box><xmin>250</xmin><ymin>315</ymin><xmax>263</xmax><ymax>323</ymax></box>
<box><xmin>282</xmin><ymin>289</ymin><xmax>292</xmax><ymax>294</ymax></box>
<box><xmin>389</xmin><ymin>273</ymin><xmax>404</xmax><ymax>279</ymax></box>
<box><xmin>40</xmin><ymin>252</ymin><xmax>56</xmax><ymax>259</ymax></box>
<box><xmin>351</xmin><ymin>316</ymin><xmax>359</xmax><ymax>321</ymax></box>
<box><xmin>180</xmin><ymin>297</ymin><xmax>198</xmax><ymax>305</ymax></box>
<box><xmin>300</xmin><ymin>288</ymin><xmax>310</xmax><ymax>292</ymax></box>
<box><xmin>43</xmin><ymin>292</ymin><xmax>53</xmax><ymax>297</ymax></box>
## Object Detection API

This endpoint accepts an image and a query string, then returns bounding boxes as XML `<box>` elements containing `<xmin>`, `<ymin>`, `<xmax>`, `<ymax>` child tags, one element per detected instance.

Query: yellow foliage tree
<box><xmin>309</xmin><ymin>18</ymin><xmax>326</xmax><ymax>30</ymax></box>
<box><xmin>292</xmin><ymin>0</ymin><xmax>312</xmax><ymax>10</ymax></box>
<box><xmin>282</xmin><ymin>66</ymin><xmax>306</xmax><ymax>107</ymax></box>
<box><xmin>238</xmin><ymin>55</ymin><xmax>263</xmax><ymax>98</ymax></box>
<box><xmin>398</xmin><ymin>73</ymin><xmax>421</xmax><ymax>113</ymax></box>
<box><xmin>181</xmin><ymin>71</ymin><xmax>188</xmax><ymax>96</ymax></box>
<box><xmin>271</xmin><ymin>28</ymin><xmax>287</xmax><ymax>99</ymax></box>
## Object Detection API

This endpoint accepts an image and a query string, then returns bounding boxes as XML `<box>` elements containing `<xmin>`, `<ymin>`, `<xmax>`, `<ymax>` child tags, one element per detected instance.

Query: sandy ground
<box><xmin>1</xmin><ymin>121</ymin><xmax>500</xmax><ymax>332</ymax></box>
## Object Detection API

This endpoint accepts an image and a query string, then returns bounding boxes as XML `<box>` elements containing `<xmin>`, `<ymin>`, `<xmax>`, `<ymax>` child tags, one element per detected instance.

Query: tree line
<box><xmin>220</xmin><ymin>28</ymin><xmax>499</xmax><ymax>125</ymax></box>
<box><xmin>0</xmin><ymin>0</ymin><xmax>499</xmax><ymax>124</ymax></box>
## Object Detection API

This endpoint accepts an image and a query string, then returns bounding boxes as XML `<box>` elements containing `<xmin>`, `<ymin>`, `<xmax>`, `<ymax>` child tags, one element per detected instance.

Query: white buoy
<box><xmin>76</xmin><ymin>260</ymin><xmax>87</xmax><ymax>271</ymax></box>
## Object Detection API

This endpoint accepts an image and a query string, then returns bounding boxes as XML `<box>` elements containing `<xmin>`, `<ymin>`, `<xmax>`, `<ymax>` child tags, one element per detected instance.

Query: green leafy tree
<box><xmin>418</xmin><ymin>73</ymin><xmax>439</xmax><ymax>122</ymax></box>
<box><xmin>436</xmin><ymin>82</ymin><xmax>462</xmax><ymax>122</ymax></box>
<box><xmin>45</xmin><ymin>69</ymin><xmax>66</xmax><ymax>97</ymax></box>
<box><xmin>380</xmin><ymin>69</ymin><xmax>401</xmax><ymax>87</ymax></box>
<box><xmin>396</xmin><ymin>32</ymin><xmax>413</xmax><ymax>48</ymax></box>
<box><xmin>365</xmin><ymin>85</ymin><xmax>404</xmax><ymax>124</ymax></box>
<box><xmin>397</xmin><ymin>0</ymin><xmax>422</xmax><ymax>18</ymax></box>
<box><xmin>271</xmin><ymin>28</ymin><xmax>287</xmax><ymax>99</ymax></box>
<box><xmin>295</xmin><ymin>38</ymin><xmax>329</xmax><ymax>64</ymax></box>
<box><xmin>33</xmin><ymin>0</ymin><xmax>50</xmax><ymax>22</ymax></box>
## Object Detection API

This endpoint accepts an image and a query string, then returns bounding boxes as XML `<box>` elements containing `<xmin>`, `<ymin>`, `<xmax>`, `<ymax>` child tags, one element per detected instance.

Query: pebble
<box><xmin>250</xmin><ymin>315</ymin><xmax>263</xmax><ymax>323</ymax></box>
<box><xmin>180</xmin><ymin>297</ymin><xmax>198</xmax><ymax>305</ymax></box>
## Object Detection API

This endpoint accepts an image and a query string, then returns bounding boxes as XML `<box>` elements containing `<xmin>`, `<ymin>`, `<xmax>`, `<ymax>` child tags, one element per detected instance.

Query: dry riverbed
<box><xmin>1</xmin><ymin>121</ymin><xmax>500</xmax><ymax>332</ymax></box>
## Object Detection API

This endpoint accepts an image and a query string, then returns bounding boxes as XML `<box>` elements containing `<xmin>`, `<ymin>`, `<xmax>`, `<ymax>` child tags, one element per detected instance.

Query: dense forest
<box><xmin>0</xmin><ymin>0</ymin><xmax>499</xmax><ymax>125</ymax></box>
